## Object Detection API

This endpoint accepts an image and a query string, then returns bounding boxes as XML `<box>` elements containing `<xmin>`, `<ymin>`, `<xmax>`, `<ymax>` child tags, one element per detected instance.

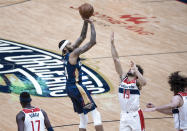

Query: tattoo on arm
<box><xmin>73</xmin><ymin>22</ymin><xmax>96</xmax><ymax>56</ymax></box>
<box><xmin>80</xmin><ymin>21</ymin><xmax>88</xmax><ymax>38</ymax></box>
<box><xmin>72</xmin><ymin>21</ymin><xmax>88</xmax><ymax>49</ymax></box>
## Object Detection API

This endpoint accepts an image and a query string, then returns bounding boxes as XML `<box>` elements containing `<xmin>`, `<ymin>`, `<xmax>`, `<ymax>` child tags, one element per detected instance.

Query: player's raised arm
<box><xmin>110</xmin><ymin>32</ymin><xmax>124</xmax><ymax>80</ymax></box>
<box><xmin>69</xmin><ymin>20</ymin><xmax>96</xmax><ymax>65</ymax></box>
<box><xmin>71</xmin><ymin>20</ymin><xmax>88</xmax><ymax>49</ymax></box>
<box><xmin>74</xmin><ymin>19</ymin><xmax>96</xmax><ymax>55</ymax></box>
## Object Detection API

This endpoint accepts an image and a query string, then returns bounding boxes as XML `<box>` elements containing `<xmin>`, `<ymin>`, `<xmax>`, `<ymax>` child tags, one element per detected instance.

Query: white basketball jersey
<box><xmin>22</xmin><ymin>107</ymin><xmax>45</xmax><ymax>131</ymax></box>
<box><xmin>173</xmin><ymin>92</ymin><xmax>187</xmax><ymax>130</ymax></box>
<box><xmin>118</xmin><ymin>77</ymin><xmax>140</xmax><ymax>112</ymax></box>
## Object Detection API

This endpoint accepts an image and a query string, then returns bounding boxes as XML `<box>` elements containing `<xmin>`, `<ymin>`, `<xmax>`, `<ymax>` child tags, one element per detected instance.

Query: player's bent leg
<box><xmin>76</xmin><ymin>83</ymin><xmax>91</xmax><ymax>105</ymax></box>
<box><xmin>79</xmin><ymin>113</ymin><xmax>88</xmax><ymax>131</ymax></box>
<box><xmin>91</xmin><ymin>109</ymin><xmax>104</xmax><ymax>131</ymax></box>
<box><xmin>76</xmin><ymin>83</ymin><xmax>94</xmax><ymax>110</ymax></box>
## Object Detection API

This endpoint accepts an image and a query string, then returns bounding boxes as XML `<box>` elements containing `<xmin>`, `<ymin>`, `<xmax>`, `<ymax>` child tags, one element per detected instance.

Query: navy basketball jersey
<box><xmin>63</xmin><ymin>53</ymin><xmax>83</xmax><ymax>85</ymax></box>
<box><xmin>62</xmin><ymin>53</ymin><xmax>97</xmax><ymax>114</ymax></box>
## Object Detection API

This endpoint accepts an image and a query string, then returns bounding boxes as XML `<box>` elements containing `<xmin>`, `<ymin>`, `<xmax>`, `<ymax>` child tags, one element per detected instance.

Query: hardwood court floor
<box><xmin>0</xmin><ymin>0</ymin><xmax>187</xmax><ymax>130</ymax></box>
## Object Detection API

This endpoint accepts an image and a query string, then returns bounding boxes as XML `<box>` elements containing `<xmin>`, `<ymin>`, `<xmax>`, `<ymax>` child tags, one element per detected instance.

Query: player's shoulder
<box><xmin>174</xmin><ymin>92</ymin><xmax>186</xmax><ymax>102</ymax></box>
<box><xmin>16</xmin><ymin>111</ymin><xmax>25</xmax><ymax>120</ymax></box>
<box><xmin>40</xmin><ymin>109</ymin><xmax>46</xmax><ymax>114</ymax></box>
<box><xmin>173</xmin><ymin>94</ymin><xmax>183</xmax><ymax>101</ymax></box>
<box><xmin>17</xmin><ymin>110</ymin><xmax>24</xmax><ymax>116</ymax></box>
<box><xmin>40</xmin><ymin>109</ymin><xmax>48</xmax><ymax>118</ymax></box>
<box><xmin>40</xmin><ymin>108</ymin><xmax>44</xmax><ymax>113</ymax></box>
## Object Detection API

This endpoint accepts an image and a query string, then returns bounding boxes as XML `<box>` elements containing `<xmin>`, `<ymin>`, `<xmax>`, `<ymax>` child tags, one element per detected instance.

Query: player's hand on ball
<box><xmin>79</xmin><ymin>3</ymin><xmax>94</xmax><ymax>19</ymax></box>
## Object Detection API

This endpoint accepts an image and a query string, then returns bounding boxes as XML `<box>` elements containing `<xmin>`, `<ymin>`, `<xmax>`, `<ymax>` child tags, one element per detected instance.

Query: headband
<box><xmin>59</xmin><ymin>40</ymin><xmax>69</xmax><ymax>51</ymax></box>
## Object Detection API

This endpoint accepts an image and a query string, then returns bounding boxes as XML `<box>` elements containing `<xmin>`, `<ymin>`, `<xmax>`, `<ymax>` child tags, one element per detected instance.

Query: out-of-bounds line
<box><xmin>52</xmin><ymin>116</ymin><xmax>173</xmax><ymax>128</ymax></box>
<box><xmin>84</xmin><ymin>50</ymin><xmax>187</xmax><ymax>60</ymax></box>
<box><xmin>0</xmin><ymin>0</ymin><xmax>31</xmax><ymax>8</ymax></box>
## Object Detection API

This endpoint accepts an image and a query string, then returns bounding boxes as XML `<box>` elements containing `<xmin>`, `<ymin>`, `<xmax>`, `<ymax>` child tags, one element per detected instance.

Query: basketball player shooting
<box><xmin>16</xmin><ymin>92</ymin><xmax>53</xmax><ymax>131</ymax></box>
<box><xmin>145</xmin><ymin>71</ymin><xmax>187</xmax><ymax>131</ymax></box>
<box><xmin>58</xmin><ymin>3</ymin><xmax>104</xmax><ymax>131</ymax></box>
<box><xmin>111</xmin><ymin>32</ymin><xmax>147</xmax><ymax>131</ymax></box>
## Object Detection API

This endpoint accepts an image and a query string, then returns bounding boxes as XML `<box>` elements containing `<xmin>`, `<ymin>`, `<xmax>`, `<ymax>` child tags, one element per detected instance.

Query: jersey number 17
<box><xmin>31</xmin><ymin>120</ymin><xmax>40</xmax><ymax>131</ymax></box>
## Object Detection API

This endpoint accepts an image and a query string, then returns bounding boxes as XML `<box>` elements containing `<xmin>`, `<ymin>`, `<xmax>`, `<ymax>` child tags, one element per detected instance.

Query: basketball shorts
<box><xmin>66</xmin><ymin>83</ymin><xmax>97</xmax><ymax>114</ymax></box>
<box><xmin>120</xmin><ymin>109</ymin><xmax>145</xmax><ymax>131</ymax></box>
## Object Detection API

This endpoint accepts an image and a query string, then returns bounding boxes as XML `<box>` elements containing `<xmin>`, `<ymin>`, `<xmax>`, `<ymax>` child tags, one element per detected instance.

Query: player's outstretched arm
<box><xmin>156</xmin><ymin>108</ymin><xmax>173</xmax><ymax>115</ymax></box>
<box><xmin>145</xmin><ymin>95</ymin><xmax>183</xmax><ymax>115</ymax></box>
<box><xmin>41</xmin><ymin>109</ymin><xmax>54</xmax><ymax>131</ymax></box>
<box><xmin>145</xmin><ymin>103</ymin><xmax>172</xmax><ymax>115</ymax></box>
<box><xmin>110</xmin><ymin>32</ymin><xmax>124</xmax><ymax>80</ymax></box>
<box><xmin>71</xmin><ymin>20</ymin><xmax>88</xmax><ymax>49</ymax></box>
<box><xmin>16</xmin><ymin>112</ymin><xmax>24</xmax><ymax>131</ymax></box>
<box><xmin>69</xmin><ymin>20</ymin><xmax>96</xmax><ymax>65</ymax></box>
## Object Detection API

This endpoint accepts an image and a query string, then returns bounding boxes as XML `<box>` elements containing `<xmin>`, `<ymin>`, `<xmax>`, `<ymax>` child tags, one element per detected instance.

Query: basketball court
<box><xmin>0</xmin><ymin>0</ymin><xmax>187</xmax><ymax>130</ymax></box>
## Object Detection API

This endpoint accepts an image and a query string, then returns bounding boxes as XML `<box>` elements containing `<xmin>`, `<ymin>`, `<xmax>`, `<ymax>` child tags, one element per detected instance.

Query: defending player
<box><xmin>58</xmin><ymin>19</ymin><xmax>104</xmax><ymax>131</ymax></box>
<box><xmin>16</xmin><ymin>92</ymin><xmax>53</xmax><ymax>131</ymax></box>
<box><xmin>145</xmin><ymin>71</ymin><xmax>187</xmax><ymax>131</ymax></box>
<box><xmin>110</xmin><ymin>32</ymin><xmax>147</xmax><ymax>131</ymax></box>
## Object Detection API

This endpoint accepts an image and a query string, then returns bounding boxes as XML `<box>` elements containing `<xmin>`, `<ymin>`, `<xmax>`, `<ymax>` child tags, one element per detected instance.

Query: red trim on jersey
<box><xmin>178</xmin><ymin>92</ymin><xmax>187</xmax><ymax>96</ymax></box>
<box><xmin>22</xmin><ymin>107</ymin><xmax>40</xmax><ymax>114</ymax></box>
<box><xmin>36</xmin><ymin>120</ymin><xmax>40</xmax><ymax>131</ymax></box>
<box><xmin>138</xmin><ymin>109</ymin><xmax>145</xmax><ymax>131</ymax></box>
<box><xmin>179</xmin><ymin>130</ymin><xmax>183</xmax><ymax>131</ymax></box>
<box><xmin>31</xmin><ymin>121</ymin><xmax>34</xmax><ymax>131</ymax></box>
<box><xmin>123</xmin><ymin>77</ymin><xmax>136</xmax><ymax>84</ymax></box>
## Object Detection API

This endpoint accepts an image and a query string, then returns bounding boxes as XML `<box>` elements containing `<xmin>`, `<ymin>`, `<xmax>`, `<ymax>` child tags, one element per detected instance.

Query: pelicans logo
<box><xmin>0</xmin><ymin>39</ymin><xmax>110</xmax><ymax>97</ymax></box>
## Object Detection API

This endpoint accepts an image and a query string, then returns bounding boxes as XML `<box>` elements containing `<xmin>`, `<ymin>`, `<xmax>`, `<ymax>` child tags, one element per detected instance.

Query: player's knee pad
<box><xmin>79</xmin><ymin>114</ymin><xmax>88</xmax><ymax>129</ymax></box>
<box><xmin>91</xmin><ymin>109</ymin><xmax>102</xmax><ymax>126</ymax></box>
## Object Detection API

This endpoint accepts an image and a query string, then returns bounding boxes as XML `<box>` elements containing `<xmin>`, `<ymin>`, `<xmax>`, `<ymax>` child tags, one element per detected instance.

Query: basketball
<box><xmin>79</xmin><ymin>3</ymin><xmax>94</xmax><ymax>19</ymax></box>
